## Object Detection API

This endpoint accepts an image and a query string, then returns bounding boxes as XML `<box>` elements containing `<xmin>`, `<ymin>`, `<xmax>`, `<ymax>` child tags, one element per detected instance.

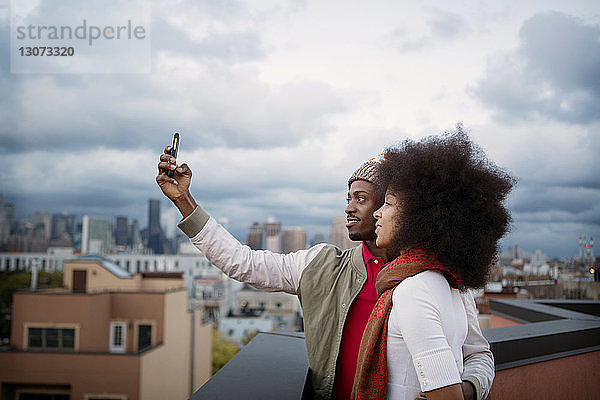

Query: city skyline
<box><xmin>1</xmin><ymin>1</ymin><xmax>599</xmax><ymax>258</ymax></box>
<box><xmin>2</xmin><ymin>193</ymin><xmax>596</xmax><ymax>259</ymax></box>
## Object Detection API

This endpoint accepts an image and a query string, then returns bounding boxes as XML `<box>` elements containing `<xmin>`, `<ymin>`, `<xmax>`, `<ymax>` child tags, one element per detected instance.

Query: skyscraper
<box><xmin>115</xmin><ymin>216</ymin><xmax>129</xmax><ymax>247</ymax></box>
<box><xmin>81</xmin><ymin>216</ymin><xmax>112</xmax><ymax>254</ymax></box>
<box><xmin>282</xmin><ymin>227</ymin><xmax>307</xmax><ymax>253</ymax></box>
<box><xmin>130</xmin><ymin>219</ymin><xmax>143</xmax><ymax>251</ymax></box>
<box><xmin>148</xmin><ymin>199</ymin><xmax>162</xmax><ymax>254</ymax></box>
<box><xmin>311</xmin><ymin>233</ymin><xmax>326</xmax><ymax>247</ymax></box>
<box><xmin>330</xmin><ymin>216</ymin><xmax>356</xmax><ymax>250</ymax></box>
<box><xmin>0</xmin><ymin>194</ymin><xmax>15</xmax><ymax>247</ymax></box>
<box><xmin>263</xmin><ymin>217</ymin><xmax>281</xmax><ymax>252</ymax></box>
<box><xmin>32</xmin><ymin>212</ymin><xmax>51</xmax><ymax>240</ymax></box>
<box><xmin>247</xmin><ymin>222</ymin><xmax>263</xmax><ymax>250</ymax></box>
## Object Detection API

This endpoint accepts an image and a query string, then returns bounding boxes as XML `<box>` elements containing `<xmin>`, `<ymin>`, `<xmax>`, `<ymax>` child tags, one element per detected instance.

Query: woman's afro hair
<box><xmin>378</xmin><ymin>124</ymin><xmax>516</xmax><ymax>289</ymax></box>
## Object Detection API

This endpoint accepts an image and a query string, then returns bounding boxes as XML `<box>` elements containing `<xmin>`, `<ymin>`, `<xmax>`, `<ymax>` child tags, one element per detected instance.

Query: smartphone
<box><xmin>167</xmin><ymin>132</ymin><xmax>180</xmax><ymax>178</ymax></box>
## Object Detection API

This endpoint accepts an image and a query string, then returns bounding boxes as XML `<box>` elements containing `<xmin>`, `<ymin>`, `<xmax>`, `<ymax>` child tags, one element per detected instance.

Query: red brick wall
<box><xmin>488</xmin><ymin>350</ymin><xmax>600</xmax><ymax>400</ymax></box>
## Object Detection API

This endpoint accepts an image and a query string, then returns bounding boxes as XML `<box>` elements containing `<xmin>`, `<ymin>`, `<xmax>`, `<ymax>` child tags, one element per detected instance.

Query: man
<box><xmin>157</xmin><ymin>151</ymin><xmax>494</xmax><ymax>400</ymax></box>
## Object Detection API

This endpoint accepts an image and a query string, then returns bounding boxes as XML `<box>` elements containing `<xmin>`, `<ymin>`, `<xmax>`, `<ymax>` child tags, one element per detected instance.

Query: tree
<box><xmin>211</xmin><ymin>329</ymin><xmax>240</xmax><ymax>375</ymax></box>
<box><xmin>0</xmin><ymin>270</ymin><xmax>63</xmax><ymax>344</ymax></box>
<box><xmin>241</xmin><ymin>330</ymin><xmax>258</xmax><ymax>346</ymax></box>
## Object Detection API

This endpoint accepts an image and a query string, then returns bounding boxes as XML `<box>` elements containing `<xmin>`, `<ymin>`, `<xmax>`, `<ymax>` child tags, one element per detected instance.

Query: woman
<box><xmin>352</xmin><ymin>128</ymin><xmax>514</xmax><ymax>400</ymax></box>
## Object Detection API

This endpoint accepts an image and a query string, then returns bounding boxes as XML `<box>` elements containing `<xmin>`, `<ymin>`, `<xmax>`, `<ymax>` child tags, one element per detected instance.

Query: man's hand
<box><xmin>460</xmin><ymin>380</ymin><xmax>475</xmax><ymax>400</ymax></box>
<box><xmin>415</xmin><ymin>381</ymin><xmax>473</xmax><ymax>400</ymax></box>
<box><xmin>156</xmin><ymin>146</ymin><xmax>197</xmax><ymax>217</ymax></box>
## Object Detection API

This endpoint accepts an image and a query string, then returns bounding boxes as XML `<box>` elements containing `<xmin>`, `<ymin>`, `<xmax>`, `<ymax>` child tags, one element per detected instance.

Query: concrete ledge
<box><xmin>487</xmin><ymin>299</ymin><xmax>600</xmax><ymax>370</ymax></box>
<box><xmin>190</xmin><ymin>332</ymin><xmax>308</xmax><ymax>400</ymax></box>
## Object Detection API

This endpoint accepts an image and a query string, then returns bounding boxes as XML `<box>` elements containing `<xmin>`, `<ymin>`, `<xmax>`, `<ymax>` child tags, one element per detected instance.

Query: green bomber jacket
<box><xmin>298</xmin><ymin>244</ymin><xmax>366</xmax><ymax>399</ymax></box>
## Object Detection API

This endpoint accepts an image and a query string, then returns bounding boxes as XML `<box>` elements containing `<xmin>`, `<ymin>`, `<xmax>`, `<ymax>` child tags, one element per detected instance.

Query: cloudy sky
<box><xmin>0</xmin><ymin>0</ymin><xmax>598</xmax><ymax>257</ymax></box>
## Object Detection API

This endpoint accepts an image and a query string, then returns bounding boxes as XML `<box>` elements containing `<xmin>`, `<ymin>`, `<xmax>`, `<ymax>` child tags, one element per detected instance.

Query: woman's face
<box><xmin>373</xmin><ymin>190</ymin><xmax>401</xmax><ymax>249</ymax></box>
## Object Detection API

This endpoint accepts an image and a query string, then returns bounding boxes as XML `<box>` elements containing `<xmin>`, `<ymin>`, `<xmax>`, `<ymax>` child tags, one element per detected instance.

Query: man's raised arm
<box><xmin>156</xmin><ymin>147</ymin><xmax>326</xmax><ymax>294</ymax></box>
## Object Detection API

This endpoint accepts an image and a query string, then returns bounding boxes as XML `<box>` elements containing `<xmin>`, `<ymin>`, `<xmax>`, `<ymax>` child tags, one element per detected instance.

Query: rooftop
<box><xmin>75</xmin><ymin>254</ymin><xmax>133</xmax><ymax>278</ymax></box>
<box><xmin>191</xmin><ymin>299</ymin><xmax>600</xmax><ymax>399</ymax></box>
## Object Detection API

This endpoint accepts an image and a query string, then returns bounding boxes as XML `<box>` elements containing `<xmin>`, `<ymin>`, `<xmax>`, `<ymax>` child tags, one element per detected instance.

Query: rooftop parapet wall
<box><xmin>487</xmin><ymin>299</ymin><xmax>600</xmax><ymax>370</ymax></box>
<box><xmin>189</xmin><ymin>300</ymin><xmax>600</xmax><ymax>400</ymax></box>
<box><xmin>64</xmin><ymin>257</ymin><xmax>184</xmax><ymax>293</ymax></box>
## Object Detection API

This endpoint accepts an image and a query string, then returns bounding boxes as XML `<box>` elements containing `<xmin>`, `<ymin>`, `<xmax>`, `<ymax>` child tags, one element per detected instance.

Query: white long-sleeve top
<box><xmin>179</xmin><ymin>207</ymin><xmax>495</xmax><ymax>399</ymax></box>
<box><xmin>387</xmin><ymin>270</ymin><xmax>472</xmax><ymax>399</ymax></box>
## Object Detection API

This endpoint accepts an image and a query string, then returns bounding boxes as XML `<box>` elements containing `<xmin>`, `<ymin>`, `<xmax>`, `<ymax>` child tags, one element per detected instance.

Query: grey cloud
<box><xmin>1</xmin><ymin>0</ymin><xmax>343</xmax><ymax>155</ymax></box>
<box><xmin>473</xmin><ymin>12</ymin><xmax>600</xmax><ymax>124</ymax></box>
<box><xmin>428</xmin><ymin>8</ymin><xmax>468</xmax><ymax>38</ymax></box>
<box><xmin>393</xmin><ymin>8</ymin><xmax>469</xmax><ymax>52</ymax></box>
<box><xmin>509</xmin><ymin>185</ymin><xmax>600</xmax><ymax>216</ymax></box>
<box><xmin>0</xmin><ymin>71</ymin><xmax>346</xmax><ymax>154</ymax></box>
<box><xmin>151</xmin><ymin>16</ymin><xmax>266</xmax><ymax>63</ymax></box>
<box><xmin>503</xmin><ymin>184</ymin><xmax>600</xmax><ymax>257</ymax></box>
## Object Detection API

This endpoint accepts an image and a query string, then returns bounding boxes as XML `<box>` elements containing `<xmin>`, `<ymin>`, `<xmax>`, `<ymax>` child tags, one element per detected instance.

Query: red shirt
<box><xmin>334</xmin><ymin>243</ymin><xmax>385</xmax><ymax>399</ymax></box>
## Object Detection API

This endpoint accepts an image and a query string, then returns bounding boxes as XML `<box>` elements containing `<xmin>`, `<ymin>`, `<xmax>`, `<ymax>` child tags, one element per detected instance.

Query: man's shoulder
<box><xmin>305</xmin><ymin>243</ymin><xmax>362</xmax><ymax>270</ymax></box>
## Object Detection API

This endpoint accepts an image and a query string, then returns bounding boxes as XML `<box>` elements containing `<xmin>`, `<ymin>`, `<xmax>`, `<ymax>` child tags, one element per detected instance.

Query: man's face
<box><xmin>345</xmin><ymin>180</ymin><xmax>382</xmax><ymax>242</ymax></box>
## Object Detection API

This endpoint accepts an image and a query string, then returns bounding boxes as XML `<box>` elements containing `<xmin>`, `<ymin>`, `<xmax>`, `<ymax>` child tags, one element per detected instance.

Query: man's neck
<box><xmin>364</xmin><ymin>239</ymin><xmax>386</xmax><ymax>260</ymax></box>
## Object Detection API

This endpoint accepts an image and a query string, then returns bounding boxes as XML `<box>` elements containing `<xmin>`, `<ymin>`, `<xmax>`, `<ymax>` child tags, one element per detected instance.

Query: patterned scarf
<box><xmin>351</xmin><ymin>248</ymin><xmax>462</xmax><ymax>400</ymax></box>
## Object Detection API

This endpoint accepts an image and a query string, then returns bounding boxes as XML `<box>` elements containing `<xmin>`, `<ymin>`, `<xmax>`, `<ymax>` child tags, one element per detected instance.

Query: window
<box><xmin>110</xmin><ymin>322</ymin><xmax>127</xmax><ymax>353</ymax></box>
<box><xmin>138</xmin><ymin>324</ymin><xmax>152</xmax><ymax>352</ymax></box>
<box><xmin>27</xmin><ymin>328</ymin><xmax>75</xmax><ymax>351</ymax></box>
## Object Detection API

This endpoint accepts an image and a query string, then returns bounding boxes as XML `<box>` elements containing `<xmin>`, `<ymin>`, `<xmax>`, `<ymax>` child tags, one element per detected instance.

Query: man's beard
<box><xmin>348</xmin><ymin>232</ymin><xmax>362</xmax><ymax>241</ymax></box>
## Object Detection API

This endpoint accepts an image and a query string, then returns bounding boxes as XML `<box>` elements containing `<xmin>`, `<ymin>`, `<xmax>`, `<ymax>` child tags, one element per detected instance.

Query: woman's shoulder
<box><xmin>396</xmin><ymin>269</ymin><xmax>450</xmax><ymax>291</ymax></box>
<box><xmin>393</xmin><ymin>270</ymin><xmax>453</xmax><ymax>305</ymax></box>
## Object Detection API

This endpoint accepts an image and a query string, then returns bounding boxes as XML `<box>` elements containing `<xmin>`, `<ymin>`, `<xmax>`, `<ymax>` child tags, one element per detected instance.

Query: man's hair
<box><xmin>378</xmin><ymin>125</ymin><xmax>515</xmax><ymax>289</ymax></box>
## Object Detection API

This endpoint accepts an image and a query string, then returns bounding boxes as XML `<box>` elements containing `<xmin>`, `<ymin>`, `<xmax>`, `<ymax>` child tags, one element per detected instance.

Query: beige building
<box><xmin>0</xmin><ymin>256</ymin><xmax>212</xmax><ymax>400</ymax></box>
<box><xmin>330</xmin><ymin>216</ymin><xmax>357</xmax><ymax>250</ymax></box>
<box><xmin>281</xmin><ymin>227</ymin><xmax>307</xmax><ymax>254</ymax></box>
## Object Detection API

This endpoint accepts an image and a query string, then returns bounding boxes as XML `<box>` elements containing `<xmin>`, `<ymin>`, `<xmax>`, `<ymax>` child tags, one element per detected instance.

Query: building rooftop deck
<box><xmin>190</xmin><ymin>299</ymin><xmax>600</xmax><ymax>400</ymax></box>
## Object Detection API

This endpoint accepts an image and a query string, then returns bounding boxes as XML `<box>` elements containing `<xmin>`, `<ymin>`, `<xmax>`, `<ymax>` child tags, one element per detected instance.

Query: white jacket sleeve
<box><xmin>390</xmin><ymin>275</ymin><xmax>463</xmax><ymax>392</ymax></box>
<box><xmin>178</xmin><ymin>206</ymin><xmax>326</xmax><ymax>294</ymax></box>
<box><xmin>460</xmin><ymin>290</ymin><xmax>495</xmax><ymax>400</ymax></box>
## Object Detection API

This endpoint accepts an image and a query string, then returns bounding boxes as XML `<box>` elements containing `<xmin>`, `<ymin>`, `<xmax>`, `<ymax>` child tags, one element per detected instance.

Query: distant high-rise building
<box><xmin>51</xmin><ymin>214</ymin><xmax>66</xmax><ymax>241</ymax></box>
<box><xmin>330</xmin><ymin>216</ymin><xmax>357</xmax><ymax>250</ymax></box>
<box><xmin>65</xmin><ymin>214</ymin><xmax>77</xmax><ymax>241</ymax></box>
<box><xmin>50</xmin><ymin>214</ymin><xmax>76</xmax><ymax>243</ymax></box>
<box><xmin>81</xmin><ymin>216</ymin><xmax>112</xmax><ymax>254</ymax></box>
<box><xmin>115</xmin><ymin>216</ymin><xmax>129</xmax><ymax>247</ymax></box>
<box><xmin>282</xmin><ymin>227</ymin><xmax>307</xmax><ymax>253</ymax></box>
<box><xmin>247</xmin><ymin>222</ymin><xmax>263</xmax><ymax>250</ymax></box>
<box><xmin>148</xmin><ymin>199</ymin><xmax>162</xmax><ymax>254</ymax></box>
<box><xmin>130</xmin><ymin>219</ymin><xmax>143</xmax><ymax>251</ymax></box>
<box><xmin>263</xmin><ymin>217</ymin><xmax>281</xmax><ymax>253</ymax></box>
<box><xmin>311</xmin><ymin>233</ymin><xmax>326</xmax><ymax>247</ymax></box>
<box><xmin>0</xmin><ymin>194</ymin><xmax>15</xmax><ymax>246</ymax></box>
<box><xmin>531</xmin><ymin>250</ymin><xmax>548</xmax><ymax>269</ymax></box>
<box><xmin>32</xmin><ymin>212</ymin><xmax>51</xmax><ymax>240</ymax></box>
<box><xmin>161</xmin><ymin>207</ymin><xmax>178</xmax><ymax>241</ymax></box>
